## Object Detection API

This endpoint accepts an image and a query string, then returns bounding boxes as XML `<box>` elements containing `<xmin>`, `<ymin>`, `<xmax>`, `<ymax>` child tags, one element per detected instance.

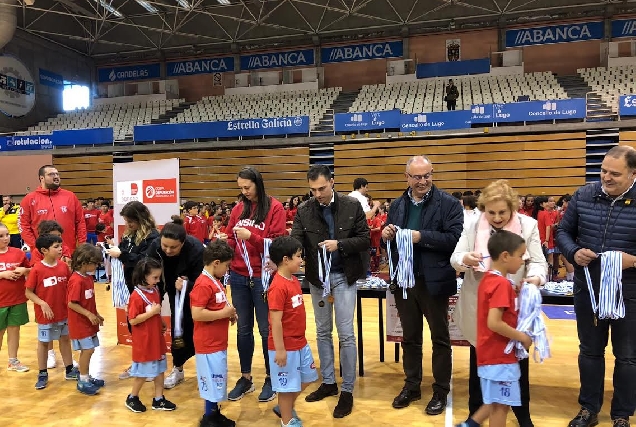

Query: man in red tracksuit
<box><xmin>20</xmin><ymin>165</ymin><xmax>87</xmax><ymax>256</ymax></box>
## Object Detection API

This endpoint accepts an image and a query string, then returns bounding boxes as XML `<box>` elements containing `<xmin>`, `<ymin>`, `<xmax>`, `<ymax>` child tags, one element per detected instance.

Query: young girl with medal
<box><xmin>125</xmin><ymin>258</ymin><xmax>177</xmax><ymax>413</ymax></box>
<box><xmin>225</xmin><ymin>167</ymin><xmax>287</xmax><ymax>403</ymax></box>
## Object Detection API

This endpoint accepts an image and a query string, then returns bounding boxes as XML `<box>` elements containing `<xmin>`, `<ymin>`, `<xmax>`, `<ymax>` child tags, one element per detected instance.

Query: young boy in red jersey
<box><xmin>0</xmin><ymin>223</ymin><xmax>31</xmax><ymax>373</ymax></box>
<box><xmin>184</xmin><ymin>201</ymin><xmax>208</xmax><ymax>243</ymax></box>
<box><xmin>83</xmin><ymin>199</ymin><xmax>100</xmax><ymax>245</ymax></box>
<box><xmin>25</xmin><ymin>234</ymin><xmax>78</xmax><ymax>390</ymax></box>
<box><xmin>208</xmin><ymin>215</ymin><xmax>228</xmax><ymax>242</ymax></box>
<box><xmin>190</xmin><ymin>240</ymin><xmax>237</xmax><ymax>427</ymax></box>
<box><xmin>455</xmin><ymin>230</ymin><xmax>532</xmax><ymax>427</ymax></box>
<box><xmin>267</xmin><ymin>236</ymin><xmax>318</xmax><ymax>427</ymax></box>
<box><xmin>67</xmin><ymin>244</ymin><xmax>105</xmax><ymax>395</ymax></box>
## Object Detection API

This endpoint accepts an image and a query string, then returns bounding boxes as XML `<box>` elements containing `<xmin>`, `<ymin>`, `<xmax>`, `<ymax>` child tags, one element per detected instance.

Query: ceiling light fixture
<box><xmin>97</xmin><ymin>0</ymin><xmax>123</xmax><ymax>17</ymax></box>
<box><xmin>176</xmin><ymin>0</ymin><xmax>190</xmax><ymax>9</ymax></box>
<box><xmin>136</xmin><ymin>0</ymin><xmax>158</xmax><ymax>13</ymax></box>
<box><xmin>217</xmin><ymin>0</ymin><xmax>231</xmax><ymax>5</ymax></box>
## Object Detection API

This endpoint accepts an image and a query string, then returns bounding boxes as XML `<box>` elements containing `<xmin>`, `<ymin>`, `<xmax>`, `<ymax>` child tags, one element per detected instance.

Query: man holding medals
<box><xmin>382</xmin><ymin>156</ymin><xmax>463</xmax><ymax>416</ymax></box>
<box><xmin>290</xmin><ymin>165</ymin><xmax>370</xmax><ymax>419</ymax></box>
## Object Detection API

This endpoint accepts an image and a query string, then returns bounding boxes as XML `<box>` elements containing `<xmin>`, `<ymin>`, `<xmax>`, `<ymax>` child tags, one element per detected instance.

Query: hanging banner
<box><xmin>385</xmin><ymin>291</ymin><xmax>403</xmax><ymax>343</ymax></box>
<box><xmin>321</xmin><ymin>41</ymin><xmax>403</xmax><ymax>64</ymax></box>
<box><xmin>112</xmin><ymin>158</ymin><xmax>180</xmax><ymax>348</ymax></box>
<box><xmin>448</xmin><ymin>295</ymin><xmax>470</xmax><ymax>346</ymax></box>
<box><xmin>97</xmin><ymin>63</ymin><xmax>161</xmax><ymax>83</ymax></box>
<box><xmin>446</xmin><ymin>39</ymin><xmax>461</xmax><ymax>62</ymax></box>
<box><xmin>612</xmin><ymin>19</ymin><xmax>636</xmax><ymax>38</ymax></box>
<box><xmin>0</xmin><ymin>55</ymin><xmax>36</xmax><ymax>117</ymax></box>
<box><xmin>400</xmin><ymin>110</ymin><xmax>472</xmax><ymax>132</ymax></box>
<box><xmin>334</xmin><ymin>110</ymin><xmax>401</xmax><ymax>132</ymax></box>
<box><xmin>39</xmin><ymin>68</ymin><xmax>64</xmax><ymax>90</ymax></box>
<box><xmin>619</xmin><ymin>95</ymin><xmax>636</xmax><ymax>116</ymax></box>
<box><xmin>240</xmin><ymin>49</ymin><xmax>315</xmax><ymax>70</ymax></box>
<box><xmin>505</xmin><ymin>21</ymin><xmax>604</xmax><ymax>48</ymax></box>
<box><xmin>166</xmin><ymin>57</ymin><xmax>235</xmax><ymax>77</ymax></box>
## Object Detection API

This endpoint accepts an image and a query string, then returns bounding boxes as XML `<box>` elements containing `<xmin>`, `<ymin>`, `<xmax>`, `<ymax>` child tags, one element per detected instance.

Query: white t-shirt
<box><xmin>348</xmin><ymin>190</ymin><xmax>370</xmax><ymax>213</ymax></box>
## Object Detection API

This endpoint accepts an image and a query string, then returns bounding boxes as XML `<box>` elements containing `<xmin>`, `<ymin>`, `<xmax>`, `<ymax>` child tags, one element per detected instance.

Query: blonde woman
<box><xmin>451</xmin><ymin>180</ymin><xmax>547</xmax><ymax>427</ymax></box>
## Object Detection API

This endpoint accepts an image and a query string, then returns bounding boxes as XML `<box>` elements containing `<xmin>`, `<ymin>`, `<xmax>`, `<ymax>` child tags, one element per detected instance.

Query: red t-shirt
<box><xmin>190</xmin><ymin>273</ymin><xmax>229</xmax><ymax>354</ymax></box>
<box><xmin>83</xmin><ymin>209</ymin><xmax>100</xmax><ymax>233</ymax></box>
<box><xmin>538</xmin><ymin>209</ymin><xmax>559</xmax><ymax>249</ymax></box>
<box><xmin>267</xmin><ymin>273</ymin><xmax>307</xmax><ymax>351</ymax></box>
<box><xmin>0</xmin><ymin>247</ymin><xmax>30</xmax><ymax>307</ymax></box>
<box><xmin>367</xmin><ymin>216</ymin><xmax>382</xmax><ymax>249</ymax></box>
<box><xmin>98</xmin><ymin>210</ymin><xmax>114</xmax><ymax>227</ymax></box>
<box><xmin>67</xmin><ymin>272</ymin><xmax>99</xmax><ymax>340</ymax></box>
<box><xmin>25</xmin><ymin>261</ymin><xmax>71</xmax><ymax>324</ymax></box>
<box><xmin>128</xmin><ymin>287</ymin><xmax>166</xmax><ymax>363</ymax></box>
<box><xmin>286</xmin><ymin>208</ymin><xmax>297</xmax><ymax>224</ymax></box>
<box><xmin>476</xmin><ymin>272</ymin><xmax>519</xmax><ymax>366</ymax></box>
<box><xmin>185</xmin><ymin>215</ymin><xmax>208</xmax><ymax>243</ymax></box>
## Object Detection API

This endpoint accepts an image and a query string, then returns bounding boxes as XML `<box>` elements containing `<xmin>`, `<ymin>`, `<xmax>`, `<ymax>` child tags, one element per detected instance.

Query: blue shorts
<box><xmin>86</xmin><ymin>233</ymin><xmax>98</xmax><ymax>245</ymax></box>
<box><xmin>130</xmin><ymin>355</ymin><xmax>168</xmax><ymax>378</ymax></box>
<box><xmin>478</xmin><ymin>363</ymin><xmax>521</xmax><ymax>406</ymax></box>
<box><xmin>37</xmin><ymin>320</ymin><xmax>69</xmax><ymax>343</ymax></box>
<box><xmin>72</xmin><ymin>334</ymin><xmax>100</xmax><ymax>351</ymax></box>
<box><xmin>195</xmin><ymin>351</ymin><xmax>228</xmax><ymax>403</ymax></box>
<box><xmin>268</xmin><ymin>344</ymin><xmax>318</xmax><ymax>393</ymax></box>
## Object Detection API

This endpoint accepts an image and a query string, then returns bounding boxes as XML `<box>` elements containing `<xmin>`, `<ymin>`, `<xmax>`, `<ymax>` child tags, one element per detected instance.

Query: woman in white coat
<box><xmin>451</xmin><ymin>180</ymin><xmax>547</xmax><ymax>427</ymax></box>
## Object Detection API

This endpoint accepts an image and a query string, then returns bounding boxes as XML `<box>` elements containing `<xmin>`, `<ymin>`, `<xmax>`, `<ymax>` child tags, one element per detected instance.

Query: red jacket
<box><xmin>20</xmin><ymin>187</ymin><xmax>87</xmax><ymax>253</ymax></box>
<box><xmin>226</xmin><ymin>197</ymin><xmax>286</xmax><ymax>277</ymax></box>
<box><xmin>184</xmin><ymin>214</ymin><xmax>208</xmax><ymax>243</ymax></box>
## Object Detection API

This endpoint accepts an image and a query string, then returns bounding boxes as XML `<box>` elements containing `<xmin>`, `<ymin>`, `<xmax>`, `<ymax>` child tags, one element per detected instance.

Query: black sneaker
<box><xmin>425</xmin><ymin>391</ymin><xmax>447</xmax><ymax>416</ymax></box>
<box><xmin>612</xmin><ymin>419</ymin><xmax>630</xmax><ymax>427</ymax></box>
<box><xmin>392</xmin><ymin>387</ymin><xmax>421</xmax><ymax>409</ymax></box>
<box><xmin>199</xmin><ymin>410</ymin><xmax>236</xmax><ymax>427</ymax></box>
<box><xmin>125</xmin><ymin>395</ymin><xmax>147</xmax><ymax>413</ymax></box>
<box><xmin>305</xmin><ymin>382</ymin><xmax>338</xmax><ymax>402</ymax></box>
<box><xmin>227</xmin><ymin>376</ymin><xmax>255</xmax><ymax>401</ymax></box>
<box><xmin>333</xmin><ymin>391</ymin><xmax>353</xmax><ymax>418</ymax></box>
<box><xmin>152</xmin><ymin>396</ymin><xmax>177</xmax><ymax>411</ymax></box>
<box><xmin>568</xmin><ymin>408</ymin><xmax>599</xmax><ymax>427</ymax></box>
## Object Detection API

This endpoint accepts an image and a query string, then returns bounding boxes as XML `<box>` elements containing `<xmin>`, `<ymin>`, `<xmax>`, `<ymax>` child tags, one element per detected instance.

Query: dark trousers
<box><xmin>468</xmin><ymin>346</ymin><xmax>532</xmax><ymax>424</ymax></box>
<box><xmin>394</xmin><ymin>278</ymin><xmax>451</xmax><ymax>395</ymax></box>
<box><xmin>167</xmin><ymin>288</ymin><xmax>195</xmax><ymax>368</ymax></box>
<box><xmin>446</xmin><ymin>100</ymin><xmax>456</xmax><ymax>110</ymax></box>
<box><xmin>574</xmin><ymin>291</ymin><xmax>636</xmax><ymax>419</ymax></box>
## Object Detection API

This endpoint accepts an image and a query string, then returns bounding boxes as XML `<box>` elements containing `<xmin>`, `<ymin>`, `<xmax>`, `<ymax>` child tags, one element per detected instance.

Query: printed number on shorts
<box><xmin>500</xmin><ymin>386</ymin><xmax>511</xmax><ymax>397</ymax></box>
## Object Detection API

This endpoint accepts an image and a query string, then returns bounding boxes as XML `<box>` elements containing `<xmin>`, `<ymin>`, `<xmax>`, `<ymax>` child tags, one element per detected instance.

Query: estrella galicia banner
<box><xmin>619</xmin><ymin>95</ymin><xmax>636</xmax><ymax>116</ymax></box>
<box><xmin>334</xmin><ymin>110</ymin><xmax>400</xmax><ymax>132</ymax></box>
<box><xmin>612</xmin><ymin>19</ymin><xmax>636</xmax><ymax>39</ymax></box>
<box><xmin>39</xmin><ymin>68</ymin><xmax>64</xmax><ymax>90</ymax></box>
<box><xmin>240</xmin><ymin>49</ymin><xmax>315</xmax><ymax>70</ymax></box>
<box><xmin>0</xmin><ymin>55</ymin><xmax>36</xmax><ymax>117</ymax></box>
<box><xmin>134</xmin><ymin>116</ymin><xmax>310</xmax><ymax>142</ymax></box>
<box><xmin>505</xmin><ymin>21</ymin><xmax>604</xmax><ymax>48</ymax></box>
<box><xmin>400</xmin><ymin>110</ymin><xmax>472</xmax><ymax>132</ymax></box>
<box><xmin>97</xmin><ymin>63</ymin><xmax>161</xmax><ymax>83</ymax></box>
<box><xmin>321</xmin><ymin>41</ymin><xmax>403</xmax><ymax>64</ymax></box>
<box><xmin>166</xmin><ymin>57</ymin><xmax>235</xmax><ymax>77</ymax></box>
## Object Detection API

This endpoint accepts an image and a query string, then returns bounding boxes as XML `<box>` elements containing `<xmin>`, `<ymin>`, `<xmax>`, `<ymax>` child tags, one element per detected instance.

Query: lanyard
<box><xmin>235</xmin><ymin>231</ymin><xmax>253</xmax><ymax>279</ymax></box>
<box><xmin>202</xmin><ymin>270</ymin><xmax>232</xmax><ymax>307</ymax></box>
<box><xmin>386</xmin><ymin>226</ymin><xmax>415</xmax><ymax>299</ymax></box>
<box><xmin>173</xmin><ymin>279</ymin><xmax>188</xmax><ymax>338</ymax></box>
<box><xmin>584</xmin><ymin>251</ymin><xmax>624</xmax><ymax>321</ymax></box>
<box><xmin>135</xmin><ymin>287</ymin><xmax>155</xmax><ymax>306</ymax></box>
<box><xmin>261</xmin><ymin>238</ymin><xmax>272</xmax><ymax>292</ymax></box>
<box><xmin>318</xmin><ymin>245</ymin><xmax>332</xmax><ymax>298</ymax></box>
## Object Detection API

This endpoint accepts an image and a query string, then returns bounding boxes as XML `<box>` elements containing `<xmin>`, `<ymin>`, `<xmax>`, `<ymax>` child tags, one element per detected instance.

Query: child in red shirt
<box><xmin>191</xmin><ymin>240</ymin><xmax>237</xmax><ymax>427</ymax></box>
<box><xmin>367</xmin><ymin>214</ymin><xmax>382</xmax><ymax>272</ymax></box>
<box><xmin>208</xmin><ymin>215</ymin><xmax>228</xmax><ymax>242</ymax></box>
<box><xmin>0</xmin><ymin>223</ymin><xmax>31</xmax><ymax>373</ymax></box>
<box><xmin>537</xmin><ymin>197</ymin><xmax>559</xmax><ymax>281</ymax></box>
<box><xmin>25</xmin><ymin>234</ymin><xmax>77</xmax><ymax>390</ymax></box>
<box><xmin>184</xmin><ymin>201</ymin><xmax>208</xmax><ymax>243</ymax></box>
<box><xmin>267</xmin><ymin>236</ymin><xmax>318</xmax><ymax>426</ymax></box>
<box><xmin>456</xmin><ymin>230</ymin><xmax>532</xmax><ymax>427</ymax></box>
<box><xmin>125</xmin><ymin>258</ymin><xmax>176</xmax><ymax>413</ymax></box>
<box><xmin>67</xmin><ymin>244</ymin><xmax>105</xmax><ymax>395</ymax></box>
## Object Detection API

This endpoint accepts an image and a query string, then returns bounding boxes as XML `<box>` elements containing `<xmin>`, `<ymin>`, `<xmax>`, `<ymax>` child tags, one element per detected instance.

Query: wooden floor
<box><xmin>0</xmin><ymin>284</ymin><xmax>616</xmax><ymax>427</ymax></box>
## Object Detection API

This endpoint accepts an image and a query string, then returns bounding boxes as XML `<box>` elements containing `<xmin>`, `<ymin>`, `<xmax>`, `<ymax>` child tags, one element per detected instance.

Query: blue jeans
<box><xmin>574</xmin><ymin>287</ymin><xmax>636</xmax><ymax>419</ymax></box>
<box><xmin>309</xmin><ymin>271</ymin><xmax>357</xmax><ymax>393</ymax></box>
<box><xmin>229</xmin><ymin>271</ymin><xmax>270</xmax><ymax>376</ymax></box>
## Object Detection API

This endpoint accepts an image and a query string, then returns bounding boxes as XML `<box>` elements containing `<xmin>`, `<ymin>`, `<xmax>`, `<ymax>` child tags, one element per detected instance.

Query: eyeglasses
<box><xmin>406</xmin><ymin>172</ymin><xmax>433</xmax><ymax>181</ymax></box>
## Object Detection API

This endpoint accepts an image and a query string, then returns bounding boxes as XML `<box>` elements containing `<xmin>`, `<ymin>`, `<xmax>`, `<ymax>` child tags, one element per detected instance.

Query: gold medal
<box><xmin>172</xmin><ymin>336</ymin><xmax>185</xmax><ymax>349</ymax></box>
<box><xmin>327</xmin><ymin>295</ymin><xmax>334</xmax><ymax>304</ymax></box>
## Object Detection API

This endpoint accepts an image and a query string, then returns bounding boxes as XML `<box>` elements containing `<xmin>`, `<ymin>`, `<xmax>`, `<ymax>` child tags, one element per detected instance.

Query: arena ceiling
<box><xmin>11</xmin><ymin>0</ymin><xmax>636</xmax><ymax>62</ymax></box>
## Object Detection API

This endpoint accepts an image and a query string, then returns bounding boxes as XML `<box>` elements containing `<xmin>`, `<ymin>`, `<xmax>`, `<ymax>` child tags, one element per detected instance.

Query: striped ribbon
<box><xmin>318</xmin><ymin>245</ymin><xmax>332</xmax><ymax>298</ymax></box>
<box><xmin>504</xmin><ymin>282</ymin><xmax>551</xmax><ymax>363</ymax></box>
<box><xmin>173</xmin><ymin>280</ymin><xmax>188</xmax><ymax>338</ymax></box>
<box><xmin>134</xmin><ymin>286</ymin><xmax>154</xmax><ymax>306</ymax></box>
<box><xmin>223</xmin><ymin>272</ymin><xmax>230</xmax><ymax>287</ymax></box>
<box><xmin>110</xmin><ymin>257</ymin><xmax>129</xmax><ymax>308</ymax></box>
<box><xmin>584</xmin><ymin>251</ymin><xmax>625</xmax><ymax>320</ymax></box>
<box><xmin>234</xmin><ymin>231</ymin><xmax>253</xmax><ymax>280</ymax></box>
<box><xmin>386</xmin><ymin>226</ymin><xmax>415</xmax><ymax>299</ymax></box>
<box><xmin>261</xmin><ymin>238</ymin><xmax>272</xmax><ymax>292</ymax></box>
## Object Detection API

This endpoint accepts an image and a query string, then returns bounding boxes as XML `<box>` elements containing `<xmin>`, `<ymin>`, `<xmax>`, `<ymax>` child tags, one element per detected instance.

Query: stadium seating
<box><xmin>170</xmin><ymin>88</ymin><xmax>341</xmax><ymax>129</ymax></box>
<box><xmin>577</xmin><ymin>65</ymin><xmax>636</xmax><ymax>114</ymax></box>
<box><xmin>349</xmin><ymin>72</ymin><xmax>568</xmax><ymax>113</ymax></box>
<box><xmin>24</xmin><ymin>99</ymin><xmax>185</xmax><ymax>141</ymax></box>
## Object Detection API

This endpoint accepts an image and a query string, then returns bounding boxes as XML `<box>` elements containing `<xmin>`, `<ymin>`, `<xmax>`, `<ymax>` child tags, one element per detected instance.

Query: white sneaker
<box><xmin>73</xmin><ymin>359</ymin><xmax>79</xmax><ymax>368</ymax></box>
<box><xmin>163</xmin><ymin>367</ymin><xmax>184</xmax><ymax>389</ymax></box>
<box><xmin>47</xmin><ymin>350</ymin><xmax>56</xmax><ymax>369</ymax></box>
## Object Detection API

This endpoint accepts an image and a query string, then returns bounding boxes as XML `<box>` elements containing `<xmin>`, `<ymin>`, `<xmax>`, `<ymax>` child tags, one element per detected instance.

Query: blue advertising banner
<box><xmin>612</xmin><ymin>19</ymin><xmax>636</xmax><ymax>38</ymax></box>
<box><xmin>0</xmin><ymin>134</ymin><xmax>54</xmax><ymax>151</ymax></box>
<box><xmin>493</xmin><ymin>99</ymin><xmax>587</xmax><ymax>122</ymax></box>
<box><xmin>471</xmin><ymin>104</ymin><xmax>494</xmax><ymax>123</ymax></box>
<box><xmin>0</xmin><ymin>127</ymin><xmax>114</xmax><ymax>151</ymax></box>
<box><xmin>620</xmin><ymin>95</ymin><xmax>636</xmax><ymax>116</ymax></box>
<box><xmin>97</xmin><ymin>63</ymin><xmax>161</xmax><ymax>83</ymax></box>
<box><xmin>416</xmin><ymin>58</ymin><xmax>490</xmax><ymax>79</ymax></box>
<box><xmin>505</xmin><ymin>21</ymin><xmax>604</xmax><ymax>48</ymax></box>
<box><xmin>240</xmin><ymin>49</ymin><xmax>314</xmax><ymax>70</ymax></box>
<box><xmin>134</xmin><ymin>116</ymin><xmax>310</xmax><ymax>142</ymax></box>
<box><xmin>39</xmin><ymin>69</ymin><xmax>64</xmax><ymax>89</ymax></box>
<box><xmin>321</xmin><ymin>41</ymin><xmax>403</xmax><ymax>64</ymax></box>
<box><xmin>334</xmin><ymin>110</ymin><xmax>400</xmax><ymax>132</ymax></box>
<box><xmin>400</xmin><ymin>110</ymin><xmax>472</xmax><ymax>132</ymax></box>
<box><xmin>166</xmin><ymin>57</ymin><xmax>235</xmax><ymax>77</ymax></box>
